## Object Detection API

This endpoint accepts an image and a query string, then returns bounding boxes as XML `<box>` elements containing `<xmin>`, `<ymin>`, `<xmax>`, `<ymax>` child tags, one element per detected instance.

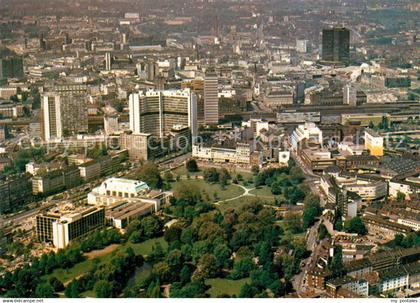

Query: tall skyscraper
<box><xmin>105</xmin><ymin>52</ymin><xmax>112</xmax><ymax>71</ymax></box>
<box><xmin>129</xmin><ymin>88</ymin><xmax>197</xmax><ymax>138</ymax></box>
<box><xmin>0</xmin><ymin>56</ymin><xmax>24</xmax><ymax>80</ymax></box>
<box><xmin>204</xmin><ymin>72</ymin><xmax>219</xmax><ymax>125</ymax></box>
<box><xmin>41</xmin><ymin>91</ymin><xmax>88</xmax><ymax>140</ymax></box>
<box><xmin>322</xmin><ymin>27</ymin><xmax>350</xmax><ymax>65</ymax></box>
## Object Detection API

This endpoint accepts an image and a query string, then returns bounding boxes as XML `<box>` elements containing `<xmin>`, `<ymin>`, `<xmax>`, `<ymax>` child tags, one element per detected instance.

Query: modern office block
<box><xmin>204</xmin><ymin>72</ymin><xmax>219</xmax><ymax>125</ymax></box>
<box><xmin>129</xmin><ymin>88</ymin><xmax>197</xmax><ymax>138</ymax></box>
<box><xmin>322</xmin><ymin>27</ymin><xmax>350</xmax><ymax>65</ymax></box>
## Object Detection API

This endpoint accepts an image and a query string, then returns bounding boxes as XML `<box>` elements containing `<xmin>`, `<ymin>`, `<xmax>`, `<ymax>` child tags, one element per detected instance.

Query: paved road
<box><xmin>214</xmin><ymin>184</ymin><xmax>255</xmax><ymax>204</ymax></box>
<box><xmin>293</xmin><ymin>220</ymin><xmax>321</xmax><ymax>295</ymax></box>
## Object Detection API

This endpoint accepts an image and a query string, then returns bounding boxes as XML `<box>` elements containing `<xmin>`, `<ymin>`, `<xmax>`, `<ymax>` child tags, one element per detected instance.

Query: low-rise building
<box><xmin>326</xmin><ymin>276</ymin><xmax>369</xmax><ymax>297</ymax></box>
<box><xmin>389</xmin><ymin>175</ymin><xmax>420</xmax><ymax>201</ymax></box>
<box><xmin>87</xmin><ymin>177</ymin><xmax>171</xmax><ymax>209</ymax></box>
<box><xmin>105</xmin><ymin>201</ymin><xmax>156</xmax><ymax>230</ymax></box>
<box><xmin>79</xmin><ymin>160</ymin><xmax>101</xmax><ymax>181</ymax></box>
<box><xmin>0</xmin><ymin>173</ymin><xmax>32</xmax><ymax>213</ymax></box>
<box><xmin>192</xmin><ymin>142</ymin><xmax>256</xmax><ymax>165</ymax></box>
<box><xmin>301</xmin><ymin>149</ymin><xmax>336</xmax><ymax>172</ymax></box>
<box><xmin>32</xmin><ymin>167</ymin><xmax>81</xmax><ymax>195</ymax></box>
<box><xmin>362</xmin><ymin>214</ymin><xmax>413</xmax><ymax>238</ymax></box>
<box><xmin>378</xmin><ymin>266</ymin><xmax>409</xmax><ymax>293</ymax></box>
<box><xmin>88</xmin><ymin>177</ymin><xmax>150</xmax><ymax>206</ymax></box>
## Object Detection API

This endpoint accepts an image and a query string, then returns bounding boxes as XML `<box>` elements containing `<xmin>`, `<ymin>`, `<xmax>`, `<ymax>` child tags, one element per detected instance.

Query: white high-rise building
<box><xmin>343</xmin><ymin>84</ymin><xmax>357</xmax><ymax>106</ymax></box>
<box><xmin>291</xmin><ymin>122</ymin><xmax>323</xmax><ymax>150</ymax></box>
<box><xmin>296</xmin><ymin>39</ymin><xmax>308</xmax><ymax>53</ymax></box>
<box><xmin>105</xmin><ymin>52</ymin><xmax>112</xmax><ymax>71</ymax></box>
<box><xmin>104</xmin><ymin>115</ymin><xmax>119</xmax><ymax>135</ymax></box>
<box><xmin>129</xmin><ymin>88</ymin><xmax>197</xmax><ymax>138</ymax></box>
<box><xmin>42</xmin><ymin>92</ymin><xmax>88</xmax><ymax>140</ymax></box>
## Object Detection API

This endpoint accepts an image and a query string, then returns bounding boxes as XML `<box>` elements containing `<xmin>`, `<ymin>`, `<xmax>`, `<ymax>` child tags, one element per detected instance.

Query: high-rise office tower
<box><xmin>104</xmin><ymin>115</ymin><xmax>119</xmax><ymax>135</ymax></box>
<box><xmin>105</xmin><ymin>52</ymin><xmax>112</xmax><ymax>71</ymax></box>
<box><xmin>0</xmin><ymin>56</ymin><xmax>24</xmax><ymax>80</ymax></box>
<box><xmin>204</xmin><ymin>72</ymin><xmax>219</xmax><ymax>125</ymax></box>
<box><xmin>129</xmin><ymin>89</ymin><xmax>197</xmax><ymax>138</ymax></box>
<box><xmin>296</xmin><ymin>39</ymin><xmax>308</xmax><ymax>53</ymax></box>
<box><xmin>322</xmin><ymin>27</ymin><xmax>350</xmax><ymax>65</ymax></box>
<box><xmin>146</xmin><ymin>60</ymin><xmax>157</xmax><ymax>81</ymax></box>
<box><xmin>41</xmin><ymin>91</ymin><xmax>88</xmax><ymax>140</ymax></box>
<box><xmin>181</xmin><ymin>79</ymin><xmax>205</xmax><ymax>126</ymax></box>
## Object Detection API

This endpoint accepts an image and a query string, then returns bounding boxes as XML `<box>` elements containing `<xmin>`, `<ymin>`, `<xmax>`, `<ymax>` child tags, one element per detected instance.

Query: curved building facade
<box><xmin>129</xmin><ymin>88</ymin><xmax>197</xmax><ymax>138</ymax></box>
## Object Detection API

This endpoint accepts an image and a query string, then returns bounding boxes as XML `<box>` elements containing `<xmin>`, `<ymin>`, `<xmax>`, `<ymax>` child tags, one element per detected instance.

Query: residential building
<box><xmin>326</xmin><ymin>276</ymin><xmax>369</xmax><ymax>298</ymax></box>
<box><xmin>389</xmin><ymin>175</ymin><xmax>420</xmax><ymax>201</ymax></box>
<box><xmin>362</xmin><ymin>215</ymin><xmax>413</xmax><ymax>238</ymax></box>
<box><xmin>0</xmin><ymin>174</ymin><xmax>32</xmax><ymax>214</ymax></box>
<box><xmin>378</xmin><ymin>266</ymin><xmax>409</xmax><ymax>293</ymax></box>
<box><xmin>41</xmin><ymin>92</ymin><xmax>88</xmax><ymax>140</ymax></box>
<box><xmin>32</xmin><ymin>167</ymin><xmax>81</xmax><ymax>195</ymax></box>
<box><xmin>75</xmin><ymin>153</ymin><xmax>122</xmax><ymax>184</ymax></box>
<box><xmin>241</xmin><ymin>119</ymin><xmax>269</xmax><ymax>137</ymax></box>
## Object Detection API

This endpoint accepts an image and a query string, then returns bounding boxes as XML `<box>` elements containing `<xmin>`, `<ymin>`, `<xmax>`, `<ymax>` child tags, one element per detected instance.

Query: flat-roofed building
<box><xmin>362</xmin><ymin>215</ymin><xmax>413</xmax><ymax>238</ymax></box>
<box><xmin>32</xmin><ymin>167</ymin><xmax>81</xmax><ymax>195</ymax></box>
<box><xmin>204</xmin><ymin>72</ymin><xmax>219</xmax><ymax>125</ymax></box>
<box><xmin>79</xmin><ymin>160</ymin><xmax>101</xmax><ymax>181</ymax></box>
<box><xmin>192</xmin><ymin>142</ymin><xmax>255</xmax><ymax>165</ymax></box>
<box><xmin>389</xmin><ymin>175</ymin><xmax>420</xmax><ymax>201</ymax></box>
<box><xmin>343</xmin><ymin>179</ymin><xmax>387</xmax><ymax>202</ymax></box>
<box><xmin>301</xmin><ymin>149</ymin><xmax>336</xmax><ymax>172</ymax></box>
<box><xmin>291</xmin><ymin>122</ymin><xmax>323</xmax><ymax>150</ymax></box>
<box><xmin>41</xmin><ymin>92</ymin><xmax>88</xmax><ymax>140</ymax></box>
<box><xmin>129</xmin><ymin>88</ymin><xmax>197</xmax><ymax>138</ymax></box>
<box><xmin>341</xmin><ymin>113</ymin><xmax>385</xmax><ymax>127</ymax></box>
<box><xmin>88</xmin><ymin>177</ymin><xmax>150</xmax><ymax>206</ymax></box>
<box><xmin>0</xmin><ymin>173</ymin><xmax>32</xmax><ymax>214</ymax></box>
<box><xmin>106</xmin><ymin>201</ymin><xmax>156</xmax><ymax>230</ymax></box>
<box><xmin>326</xmin><ymin>276</ymin><xmax>369</xmax><ymax>298</ymax></box>
<box><xmin>364</xmin><ymin>128</ymin><xmax>384</xmax><ymax>157</ymax></box>
<box><xmin>120</xmin><ymin>131</ymin><xmax>150</xmax><ymax>161</ymax></box>
<box><xmin>36</xmin><ymin>205</ymin><xmax>105</xmax><ymax>248</ymax></box>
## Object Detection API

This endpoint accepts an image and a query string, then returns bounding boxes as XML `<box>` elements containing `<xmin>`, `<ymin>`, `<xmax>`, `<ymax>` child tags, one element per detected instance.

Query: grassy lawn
<box><xmin>46</xmin><ymin>237</ymin><xmax>167</xmax><ymax>285</ymax></box>
<box><xmin>171</xmin><ymin>166</ymin><xmax>202</xmax><ymax>177</ymax></box>
<box><xmin>46</xmin><ymin>259</ymin><xmax>96</xmax><ymax>284</ymax></box>
<box><xmin>205</xmin><ymin>278</ymin><xmax>250</xmax><ymax>297</ymax></box>
<box><xmin>126</xmin><ymin>237</ymin><xmax>168</xmax><ymax>256</ymax></box>
<box><xmin>216</xmin><ymin>196</ymin><xmax>276</xmax><ymax>213</ymax></box>
<box><xmin>249</xmin><ymin>186</ymin><xmax>276</xmax><ymax>197</ymax></box>
<box><xmin>174</xmin><ymin>179</ymin><xmax>244</xmax><ymax>202</ymax></box>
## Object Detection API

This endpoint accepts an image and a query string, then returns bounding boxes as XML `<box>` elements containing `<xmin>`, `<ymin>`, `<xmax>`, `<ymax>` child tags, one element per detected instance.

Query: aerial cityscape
<box><xmin>0</xmin><ymin>0</ymin><xmax>419</xmax><ymax>299</ymax></box>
